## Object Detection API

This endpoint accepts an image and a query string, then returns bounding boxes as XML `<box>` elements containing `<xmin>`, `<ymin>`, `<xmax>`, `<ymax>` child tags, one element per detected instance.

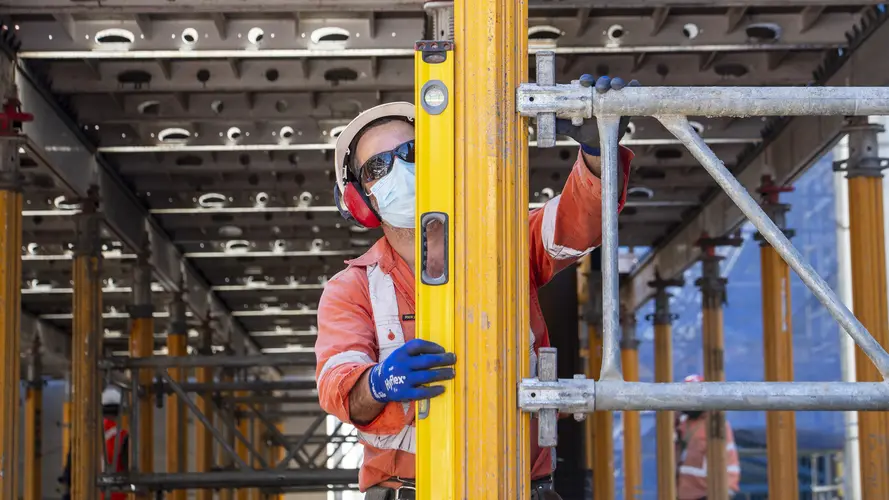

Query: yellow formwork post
<box><xmin>252</xmin><ymin>411</ymin><xmax>265</xmax><ymax>500</ymax></box>
<box><xmin>696</xmin><ymin>236</ymin><xmax>738</xmax><ymax>500</ymax></box>
<box><xmin>219</xmin><ymin>368</ymin><xmax>236</xmax><ymax>500</ymax></box>
<box><xmin>195</xmin><ymin>324</ymin><xmax>215</xmax><ymax>500</ymax></box>
<box><xmin>129</xmin><ymin>255</ymin><xmax>154</xmax><ymax>495</ymax></box>
<box><xmin>414</xmin><ymin>35</ymin><xmax>458</xmax><ymax>500</ymax></box>
<box><xmin>24</xmin><ymin>337</ymin><xmax>42</xmax><ymax>500</ymax></box>
<box><xmin>757</xmin><ymin>176</ymin><xmax>799</xmax><ymax>500</ymax></box>
<box><xmin>236</xmin><ymin>389</ymin><xmax>251</xmax><ymax>500</ymax></box>
<box><xmin>72</xmin><ymin>191</ymin><xmax>103</xmax><ymax>500</ymax></box>
<box><xmin>648</xmin><ymin>274</ymin><xmax>682</xmax><ymax>500</ymax></box>
<box><xmin>586</xmin><ymin>268</ymin><xmax>615</xmax><ymax>499</ymax></box>
<box><xmin>842</xmin><ymin>119</ymin><xmax>889</xmax><ymax>500</ymax></box>
<box><xmin>620</xmin><ymin>309</ymin><xmax>642</xmax><ymax>500</ymax></box>
<box><xmin>62</xmin><ymin>375</ymin><xmax>71</xmax><ymax>468</ymax></box>
<box><xmin>453</xmin><ymin>0</ymin><xmax>530</xmax><ymax>496</ymax></box>
<box><xmin>166</xmin><ymin>296</ymin><xmax>188</xmax><ymax>500</ymax></box>
<box><xmin>0</xmin><ymin>108</ymin><xmax>23</xmax><ymax>500</ymax></box>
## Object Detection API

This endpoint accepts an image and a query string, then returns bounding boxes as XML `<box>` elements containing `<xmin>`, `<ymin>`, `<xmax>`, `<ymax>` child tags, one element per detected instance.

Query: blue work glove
<box><xmin>555</xmin><ymin>75</ymin><xmax>640</xmax><ymax>156</ymax></box>
<box><xmin>368</xmin><ymin>339</ymin><xmax>457</xmax><ymax>403</ymax></box>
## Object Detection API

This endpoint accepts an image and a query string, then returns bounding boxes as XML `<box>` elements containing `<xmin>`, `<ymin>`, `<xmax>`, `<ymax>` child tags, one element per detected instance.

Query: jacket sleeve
<box><xmin>528</xmin><ymin>146</ymin><xmax>633</xmax><ymax>288</ymax></box>
<box><xmin>314</xmin><ymin>268</ymin><xmax>408</xmax><ymax>435</ymax></box>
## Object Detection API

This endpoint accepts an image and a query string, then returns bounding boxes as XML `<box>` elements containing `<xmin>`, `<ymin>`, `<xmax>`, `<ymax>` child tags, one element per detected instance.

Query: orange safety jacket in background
<box><xmin>676</xmin><ymin>416</ymin><xmax>741</xmax><ymax>500</ymax></box>
<box><xmin>103</xmin><ymin>418</ymin><xmax>129</xmax><ymax>500</ymax></box>
<box><xmin>315</xmin><ymin>147</ymin><xmax>634</xmax><ymax>492</ymax></box>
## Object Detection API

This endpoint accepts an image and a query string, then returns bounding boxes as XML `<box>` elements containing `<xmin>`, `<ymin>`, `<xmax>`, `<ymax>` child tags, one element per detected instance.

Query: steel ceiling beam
<box><xmin>13</xmin><ymin>60</ymin><xmax>265</xmax><ymax>358</ymax></box>
<box><xmin>0</xmin><ymin>0</ymin><xmax>882</xmax><ymax>14</ymax></box>
<box><xmin>623</xmin><ymin>8</ymin><xmax>889</xmax><ymax>311</ymax></box>
<box><xmin>16</xmin><ymin>43</ymin><xmax>841</xmax><ymax>61</ymax></box>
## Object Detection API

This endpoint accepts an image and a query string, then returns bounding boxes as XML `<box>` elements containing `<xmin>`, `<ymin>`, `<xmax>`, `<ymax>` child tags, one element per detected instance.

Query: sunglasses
<box><xmin>356</xmin><ymin>140</ymin><xmax>415</xmax><ymax>184</ymax></box>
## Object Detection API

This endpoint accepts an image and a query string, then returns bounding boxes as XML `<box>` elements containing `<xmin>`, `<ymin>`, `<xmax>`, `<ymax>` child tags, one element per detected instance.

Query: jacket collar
<box><xmin>344</xmin><ymin>236</ymin><xmax>399</xmax><ymax>274</ymax></box>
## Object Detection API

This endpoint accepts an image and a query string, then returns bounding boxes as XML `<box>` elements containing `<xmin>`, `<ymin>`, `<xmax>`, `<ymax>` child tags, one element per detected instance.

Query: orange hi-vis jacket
<box><xmin>315</xmin><ymin>147</ymin><xmax>633</xmax><ymax>492</ymax></box>
<box><xmin>676</xmin><ymin>416</ymin><xmax>741</xmax><ymax>500</ymax></box>
<box><xmin>102</xmin><ymin>418</ymin><xmax>128</xmax><ymax>500</ymax></box>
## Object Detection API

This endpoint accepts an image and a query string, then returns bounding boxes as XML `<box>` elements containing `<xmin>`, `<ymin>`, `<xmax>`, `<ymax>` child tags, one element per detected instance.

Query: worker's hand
<box><xmin>367</xmin><ymin>339</ymin><xmax>456</xmax><ymax>403</ymax></box>
<box><xmin>555</xmin><ymin>75</ymin><xmax>639</xmax><ymax>153</ymax></box>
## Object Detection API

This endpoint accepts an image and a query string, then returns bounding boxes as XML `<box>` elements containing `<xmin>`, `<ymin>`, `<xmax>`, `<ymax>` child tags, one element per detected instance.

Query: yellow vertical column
<box><xmin>586</xmin><ymin>268</ymin><xmax>615</xmax><ymax>499</ymax></box>
<box><xmin>252</xmin><ymin>411</ymin><xmax>265</xmax><ymax>500</ymax></box>
<box><xmin>195</xmin><ymin>324</ymin><xmax>215</xmax><ymax>500</ymax></box>
<box><xmin>62</xmin><ymin>374</ymin><xmax>72</xmax><ymax>467</ymax></box>
<box><xmin>274</xmin><ymin>421</ymin><xmax>285</xmax><ymax>500</ymax></box>
<box><xmin>72</xmin><ymin>192</ymin><xmax>103</xmax><ymax>500</ymax></box>
<box><xmin>0</xmin><ymin>118</ymin><xmax>23</xmax><ymax>500</ymax></box>
<box><xmin>843</xmin><ymin>120</ymin><xmax>889</xmax><ymax>500</ymax></box>
<box><xmin>167</xmin><ymin>296</ymin><xmax>188</xmax><ymax>500</ymax></box>
<box><xmin>236</xmin><ymin>389</ymin><xmax>251</xmax><ymax>500</ymax></box>
<box><xmin>696</xmin><ymin>238</ymin><xmax>735</xmax><ymax>500</ymax></box>
<box><xmin>24</xmin><ymin>337</ymin><xmax>42</xmax><ymax>500</ymax></box>
<box><xmin>219</xmin><ymin>368</ymin><xmax>235</xmax><ymax>500</ymax></box>
<box><xmin>620</xmin><ymin>309</ymin><xmax>642</xmax><ymax>500</ymax></box>
<box><xmin>414</xmin><ymin>34</ymin><xmax>458</xmax><ymax>500</ymax></box>
<box><xmin>454</xmin><ymin>0</ymin><xmax>530</xmax><ymax>496</ymax></box>
<box><xmin>129</xmin><ymin>254</ymin><xmax>154</xmax><ymax>497</ymax></box>
<box><xmin>649</xmin><ymin>274</ymin><xmax>682</xmax><ymax>500</ymax></box>
<box><xmin>757</xmin><ymin>176</ymin><xmax>799</xmax><ymax>500</ymax></box>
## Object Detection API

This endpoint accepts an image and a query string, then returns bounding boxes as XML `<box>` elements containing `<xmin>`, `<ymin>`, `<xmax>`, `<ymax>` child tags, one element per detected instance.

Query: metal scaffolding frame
<box><xmin>517</xmin><ymin>63</ymin><xmax>889</xmax><ymax>425</ymax></box>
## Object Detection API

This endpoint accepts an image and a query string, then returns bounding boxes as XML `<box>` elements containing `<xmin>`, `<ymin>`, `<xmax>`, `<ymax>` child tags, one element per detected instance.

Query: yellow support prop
<box><xmin>72</xmin><ymin>199</ymin><xmax>103</xmax><ymax>500</ymax></box>
<box><xmin>24</xmin><ymin>340</ymin><xmax>42</xmax><ymax>500</ymax></box>
<box><xmin>848</xmin><ymin>172</ymin><xmax>889</xmax><ymax>499</ymax></box>
<box><xmin>761</xmin><ymin>242</ymin><xmax>799</xmax><ymax>499</ymax></box>
<box><xmin>236</xmin><ymin>390</ymin><xmax>251</xmax><ymax>500</ymax></box>
<box><xmin>0</xmin><ymin>145</ymin><xmax>22</xmax><ymax>500</ymax></box>
<box><xmin>166</xmin><ymin>299</ymin><xmax>188</xmax><ymax>500</ymax></box>
<box><xmin>252</xmin><ymin>413</ymin><xmax>265</xmax><ymax>500</ymax></box>
<box><xmin>130</xmin><ymin>260</ymin><xmax>154</xmax><ymax>499</ymax></box>
<box><xmin>453</xmin><ymin>0</ymin><xmax>531</xmax><ymax>495</ymax></box>
<box><xmin>219</xmin><ymin>370</ymin><xmax>235</xmax><ymax>500</ymax></box>
<box><xmin>590</xmin><ymin>328</ymin><xmax>615</xmax><ymax>499</ymax></box>
<box><xmin>621</xmin><ymin>312</ymin><xmax>642</xmax><ymax>500</ymax></box>
<box><xmin>62</xmin><ymin>387</ymin><xmax>71</xmax><ymax>468</ymax></box>
<box><xmin>699</xmin><ymin>250</ymin><xmax>728</xmax><ymax>500</ymax></box>
<box><xmin>195</xmin><ymin>329</ymin><xmax>214</xmax><ymax>500</ymax></box>
<box><xmin>651</xmin><ymin>282</ymin><xmax>677</xmax><ymax>500</ymax></box>
<box><xmin>414</xmin><ymin>37</ymin><xmax>458</xmax><ymax>500</ymax></box>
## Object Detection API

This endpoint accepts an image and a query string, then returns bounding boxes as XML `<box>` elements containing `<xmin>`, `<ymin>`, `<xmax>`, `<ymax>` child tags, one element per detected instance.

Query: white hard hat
<box><xmin>102</xmin><ymin>386</ymin><xmax>122</xmax><ymax>406</ymax></box>
<box><xmin>684</xmin><ymin>373</ymin><xmax>705</xmax><ymax>383</ymax></box>
<box><xmin>333</xmin><ymin>101</ymin><xmax>415</xmax><ymax>193</ymax></box>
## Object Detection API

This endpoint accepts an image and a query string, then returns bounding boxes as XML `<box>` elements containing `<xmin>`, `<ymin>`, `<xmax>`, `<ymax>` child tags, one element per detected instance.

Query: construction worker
<box><xmin>60</xmin><ymin>385</ymin><xmax>129</xmax><ymax>500</ymax></box>
<box><xmin>314</xmin><ymin>74</ymin><xmax>637</xmax><ymax>499</ymax></box>
<box><xmin>675</xmin><ymin>374</ymin><xmax>741</xmax><ymax>500</ymax></box>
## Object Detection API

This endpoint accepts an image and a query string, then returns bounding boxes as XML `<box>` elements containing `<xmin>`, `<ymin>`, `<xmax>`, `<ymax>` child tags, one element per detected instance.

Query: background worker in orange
<box><xmin>315</xmin><ymin>74</ymin><xmax>638</xmax><ymax>499</ymax></box>
<box><xmin>60</xmin><ymin>385</ymin><xmax>129</xmax><ymax>500</ymax></box>
<box><xmin>675</xmin><ymin>374</ymin><xmax>742</xmax><ymax>500</ymax></box>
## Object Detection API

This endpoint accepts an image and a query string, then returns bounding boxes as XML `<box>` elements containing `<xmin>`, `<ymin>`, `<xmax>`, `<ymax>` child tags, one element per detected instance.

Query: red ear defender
<box><xmin>335</xmin><ymin>181</ymin><xmax>382</xmax><ymax>229</ymax></box>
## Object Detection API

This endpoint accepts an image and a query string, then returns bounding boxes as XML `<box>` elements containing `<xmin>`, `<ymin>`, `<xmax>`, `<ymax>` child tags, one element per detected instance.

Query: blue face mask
<box><xmin>369</xmin><ymin>157</ymin><xmax>416</xmax><ymax>228</ymax></box>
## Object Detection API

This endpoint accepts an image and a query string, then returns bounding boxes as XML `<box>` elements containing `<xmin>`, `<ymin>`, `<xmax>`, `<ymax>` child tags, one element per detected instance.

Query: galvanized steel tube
<box><xmin>597</xmin><ymin>116</ymin><xmax>624</xmax><ymax>380</ymax></box>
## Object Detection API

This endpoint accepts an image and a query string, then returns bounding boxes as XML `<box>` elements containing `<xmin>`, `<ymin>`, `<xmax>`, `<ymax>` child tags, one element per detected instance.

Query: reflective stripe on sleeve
<box><xmin>318</xmin><ymin>350</ymin><xmax>375</xmax><ymax>381</ymax></box>
<box><xmin>541</xmin><ymin>196</ymin><xmax>598</xmax><ymax>260</ymax></box>
<box><xmin>679</xmin><ymin>465</ymin><xmax>708</xmax><ymax>478</ymax></box>
<box><xmin>358</xmin><ymin>424</ymin><xmax>416</xmax><ymax>454</ymax></box>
